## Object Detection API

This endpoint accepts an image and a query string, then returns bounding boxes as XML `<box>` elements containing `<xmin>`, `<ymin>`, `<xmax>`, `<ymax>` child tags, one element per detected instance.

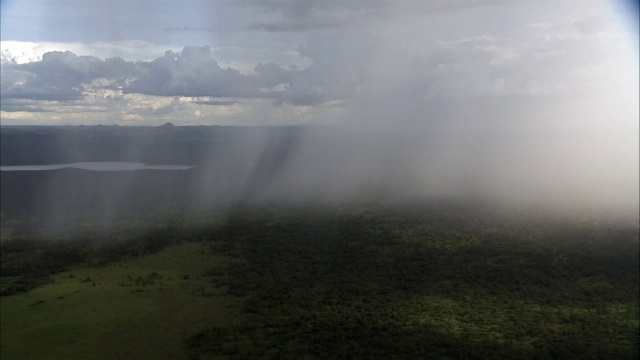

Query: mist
<box><xmin>1</xmin><ymin>0</ymin><xmax>638</xmax><ymax>230</ymax></box>
<box><xmin>184</xmin><ymin>6</ymin><xmax>639</xmax><ymax>220</ymax></box>
<box><xmin>175</xmin><ymin>124</ymin><xmax>637</xmax><ymax>221</ymax></box>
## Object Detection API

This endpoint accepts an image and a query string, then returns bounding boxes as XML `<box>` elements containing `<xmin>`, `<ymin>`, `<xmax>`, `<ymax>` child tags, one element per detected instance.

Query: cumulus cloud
<box><xmin>0</xmin><ymin>46</ymin><xmax>298</xmax><ymax>107</ymax></box>
<box><xmin>121</xmin><ymin>46</ymin><xmax>307</xmax><ymax>99</ymax></box>
<box><xmin>0</xmin><ymin>40</ymin><xmax>182</xmax><ymax>64</ymax></box>
<box><xmin>1</xmin><ymin>51</ymin><xmax>136</xmax><ymax>101</ymax></box>
<box><xmin>124</xmin><ymin>46</ymin><xmax>259</xmax><ymax>98</ymax></box>
<box><xmin>194</xmin><ymin>99</ymin><xmax>241</xmax><ymax>106</ymax></box>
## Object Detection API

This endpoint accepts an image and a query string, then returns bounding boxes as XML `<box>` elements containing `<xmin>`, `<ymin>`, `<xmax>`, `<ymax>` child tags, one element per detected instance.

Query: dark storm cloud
<box><xmin>254</xmin><ymin>62</ymin><xmax>302</xmax><ymax>88</ymax></box>
<box><xmin>239</xmin><ymin>0</ymin><xmax>513</xmax><ymax>15</ymax></box>
<box><xmin>0</xmin><ymin>43</ymin><xmax>365</xmax><ymax>107</ymax></box>
<box><xmin>1</xmin><ymin>51</ymin><xmax>136</xmax><ymax>101</ymax></box>
<box><xmin>1</xmin><ymin>1</ymin><xmax>636</xmax><ymax>115</ymax></box>
<box><xmin>123</xmin><ymin>46</ymin><xmax>298</xmax><ymax>98</ymax></box>
<box><xmin>246</xmin><ymin>12</ymin><xmax>350</xmax><ymax>32</ymax></box>
<box><xmin>0</xmin><ymin>30</ymin><xmax>601</xmax><ymax>109</ymax></box>
<box><xmin>124</xmin><ymin>46</ymin><xmax>255</xmax><ymax>98</ymax></box>
<box><xmin>194</xmin><ymin>100</ymin><xmax>241</xmax><ymax>106</ymax></box>
<box><xmin>0</xmin><ymin>46</ymin><xmax>301</xmax><ymax>104</ymax></box>
<box><xmin>240</xmin><ymin>0</ymin><xmax>514</xmax><ymax>32</ymax></box>
<box><xmin>271</xmin><ymin>30</ymin><xmax>374</xmax><ymax>106</ymax></box>
<box><xmin>241</xmin><ymin>1</ymin><xmax>362</xmax><ymax>33</ymax></box>
<box><xmin>274</xmin><ymin>62</ymin><xmax>347</xmax><ymax>106</ymax></box>
<box><xmin>163</xmin><ymin>27</ymin><xmax>215</xmax><ymax>32</ymax></box>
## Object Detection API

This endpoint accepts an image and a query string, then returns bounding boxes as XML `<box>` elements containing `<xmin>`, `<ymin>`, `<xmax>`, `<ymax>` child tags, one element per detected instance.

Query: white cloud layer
<box><xmin>0</xmin><ymin>40</ymin><xmax>183</xmax><ymax>64</ymax></box>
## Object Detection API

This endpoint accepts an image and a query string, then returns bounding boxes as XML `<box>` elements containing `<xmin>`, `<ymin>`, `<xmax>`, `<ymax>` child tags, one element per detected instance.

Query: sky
<box><xmin>0</xmin><ymin>0</ymin><xmax>638</xmax><ymax>128</ymax></box>
<box><xmin>0</xmin><ymin>0</ymin><xmax>638</xmax><ymax>216</ymax></box>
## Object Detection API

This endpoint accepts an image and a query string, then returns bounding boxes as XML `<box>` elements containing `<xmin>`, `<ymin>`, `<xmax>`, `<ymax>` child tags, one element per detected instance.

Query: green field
<box><xmin>1</xmin><ymin>241</ymin><xmax>240</xmax><ymax>360</ymax></box>
<box><xmin>1</xmin><ymin>204</ymin><xmax>639</xmax><ymax>359</ymax></box>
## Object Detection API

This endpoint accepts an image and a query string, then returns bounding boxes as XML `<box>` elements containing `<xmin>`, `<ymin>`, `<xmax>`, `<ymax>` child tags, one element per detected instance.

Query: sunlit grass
<box><xmin>1</xmin><ymin>242</ymin><xmax>238</xmax><ymax>360</ymax></box>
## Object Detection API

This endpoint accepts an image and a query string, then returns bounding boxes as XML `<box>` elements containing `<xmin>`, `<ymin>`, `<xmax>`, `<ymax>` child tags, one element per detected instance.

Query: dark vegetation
<box><xmin>2</xmin><ymin>203</ymin><xmax>638</xmax><ymax>359</ymax></box>
<box><xmin>186</xmin><ymin>206</ymin><xmax>639</xmax><ymax>360</ymax></box>
<box><xmin>1</xmin><ymin>125</ymin><xmax>638</xmax><ymax>359</ymax></box>
<box><xmin>1</xmin><ymin>223</ymin><xmax>188</xmax><ymax>295</ymax></box>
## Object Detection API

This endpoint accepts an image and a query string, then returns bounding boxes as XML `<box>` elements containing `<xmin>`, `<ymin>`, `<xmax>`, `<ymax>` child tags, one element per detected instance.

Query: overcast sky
<box><xmin>0</xmin><ymin>0</ymin><xmax>638</xmax><ymax>128</ymax></box>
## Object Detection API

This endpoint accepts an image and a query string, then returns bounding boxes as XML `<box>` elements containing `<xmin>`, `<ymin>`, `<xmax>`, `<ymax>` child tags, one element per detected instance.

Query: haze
<box><xmin>1</xmin><ymin>0</ymin><xmax>638</xmax><ymax>219</ymax></box>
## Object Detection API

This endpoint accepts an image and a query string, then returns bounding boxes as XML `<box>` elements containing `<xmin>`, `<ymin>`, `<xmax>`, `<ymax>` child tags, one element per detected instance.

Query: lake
<box><xmin>0</xmin><ymin>162</ymin><xmax>194</xmax><ymax>171</ymax></box>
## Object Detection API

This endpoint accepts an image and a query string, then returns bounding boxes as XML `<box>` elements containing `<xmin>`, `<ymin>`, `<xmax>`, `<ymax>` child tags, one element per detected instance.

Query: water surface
<box><xmin>0</xmin><ymin>162</ymin><xmax>194</xmax><ymax>171</ymax></box>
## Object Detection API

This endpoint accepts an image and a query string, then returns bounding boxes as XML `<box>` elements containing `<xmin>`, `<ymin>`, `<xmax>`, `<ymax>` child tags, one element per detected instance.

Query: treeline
<box><xmin>1</xmin><ymin>204</ymin><xmax>638</xmax><ymax>358</ymax></box>
<box><xmin>188</xmin><ymin>207</ymin><xmax>639</xmax><ymax>359</ymax></box>
<box><xmin>0</xmin><ymin>223</ymin><xmax>202</xmax><ymax>295</ymax></box>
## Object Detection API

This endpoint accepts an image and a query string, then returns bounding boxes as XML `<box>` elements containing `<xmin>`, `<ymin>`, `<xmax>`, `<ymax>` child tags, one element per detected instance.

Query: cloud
<box><xmin>246</xmin><ymin>11</ymin><xmax>350</xmax><ymax>32</ymax></box>
<box><xmin>1</xmin><ymin>2</ymin><xmax>637</xmax><ymax>130</ymax></box>
<box><xmin>240</xmin><ymin>0</ymin><xmax>514</xmax><ymax>32</ymax></box>
<box><xmin>0</xmin><ymin>111</ymin><xmax>37</xmax><ymax>120</ymax></box>
<box><xmin>254</xmin><ymin>62</ymin><xmax>301</xmax><ymax>88</ymax></box>
<box><xmin>194</xmin><ymin>99</ymin><xmax>241</xmax><ymax>106</ymax></box>
<box><xmin>0</xmin><ymin>0</ymin><xmax>636</xmax><ymax>216</ymax></box>
<box><xmin>573</xmin><ymin>16</ymin><xmax>610</xmax><ymax>34</ymax></box>
<box><xmin>0</xmin><ymin>40</ymin><xmax>182</xmax><ymax>64</ymax></box>
<box><xmin>120</xmin><ymin>112</ymin><xmax>145</xmax><ymax>122</ymax></box>
<box><xmin>163</xmin><ymin>27</ymin><xmax>215</xmax><ymax>32</ymax></box>
<box><xmin>1</xmin><ymin>51</ymin><xmax>137</xmax><ymax>101</ymax></box>
<box><xmin>0</xmin><ymin>46</ymin><xmax>299</xmax><ymax>106</ymax></box>
<box><xmin>124</xmin><ymin>46</ymin><xmax>256</xmax><ymax>98</ymax></box>
<box><xmin>123</xmin><ymin>46</ymin><xmax>300</xmax><ymax>99</ymax></box>
<box><xmin>126</xmin><ymin>96</ymin><xmax>188</xmax><ymax>116</ymax></box>
<box><xmin>0</xmin><ymin>99</ymin><xmax>55</xmax><ymax>113</ymax></box>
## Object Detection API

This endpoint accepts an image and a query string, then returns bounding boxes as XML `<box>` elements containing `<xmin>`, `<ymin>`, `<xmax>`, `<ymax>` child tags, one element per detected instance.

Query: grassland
<box><xmin>1</xmin><ymin>203</ymin><xmax>638</xmax><ymax>359</ymax></box>
<box><xmin>1</xmin><ymin>241</ymin><xmax>239</xmax><ymax>360</ymax></box>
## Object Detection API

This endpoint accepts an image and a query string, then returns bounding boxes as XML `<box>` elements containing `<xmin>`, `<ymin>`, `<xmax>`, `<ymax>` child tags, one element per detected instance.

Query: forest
<box><xmin>1</xmin><ymin>125</ymin><xmax>638</xmax><ymax>359</ymax></box>
<box><xmin>2</xmin><ymin>201</ymin><xmax>638</xmax><ymax>359</ymax></box>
